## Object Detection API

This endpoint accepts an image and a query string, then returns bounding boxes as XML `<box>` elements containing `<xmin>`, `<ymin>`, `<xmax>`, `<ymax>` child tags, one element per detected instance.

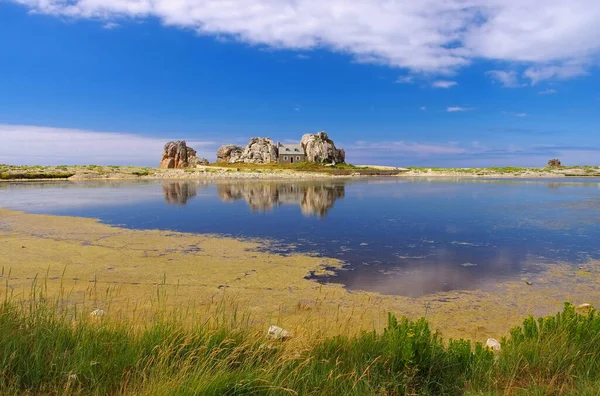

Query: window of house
<box><xmin>284</xmin><ymin>156</ymin><xmax>288</xmax><ymax>161</ymax></box>
<box><xmin>296</xmin><ymin>157</ymin><xmax>300</xmax><ymax>161</ymax></box>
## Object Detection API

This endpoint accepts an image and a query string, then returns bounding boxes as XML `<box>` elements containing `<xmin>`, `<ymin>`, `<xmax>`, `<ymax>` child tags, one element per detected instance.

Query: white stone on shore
<box><xmin>576</xmin><ymin>303</ymin><xmax>594</xmax><ymax>310</ymax></box>
<box><xmin>267</xmin><ymin>325</ymin><xmax>290</xmax><ymax>340</ymax></box>
<box><xmin>485</xmin><ymin>338</ymin><xmax>501</xmax><ymax>352</ymax></box>
<box><xmin>90</xmin><ymin>309</ymin><xmax>105</xmax><ymax>317</ymax></box>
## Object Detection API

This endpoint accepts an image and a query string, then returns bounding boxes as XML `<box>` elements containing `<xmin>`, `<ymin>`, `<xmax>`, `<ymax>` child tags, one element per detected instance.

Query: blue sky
<box><xmin>1</xmin><ymin>1</ymin><xmax>599</xmax><ymax>167</ymax></box>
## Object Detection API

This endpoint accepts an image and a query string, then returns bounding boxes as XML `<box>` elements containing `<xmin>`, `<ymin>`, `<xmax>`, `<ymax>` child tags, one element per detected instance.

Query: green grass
<box><xmin>131</xmin><ymin>170</ymin><xmax>151</xmax><ymax>177</ymax></box>
<box><xmin>0</xmin><ymin>293</ymin><xmax>598</xmax><ymax>395</ymax></box>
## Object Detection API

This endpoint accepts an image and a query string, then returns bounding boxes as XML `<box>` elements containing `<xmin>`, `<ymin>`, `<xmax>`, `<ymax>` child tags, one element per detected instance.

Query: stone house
<box><xmin>277</xmin><ymin>143</ymin><xmax>306</xmax><ymax>164</ymax></box>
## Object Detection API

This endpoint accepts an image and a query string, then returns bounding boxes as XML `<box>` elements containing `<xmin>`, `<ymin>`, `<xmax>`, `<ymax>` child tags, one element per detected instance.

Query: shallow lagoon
<box><xmin>1</xmin><ymin>177</ymin><xmax>599</xmax><ymax>297</ymax></box>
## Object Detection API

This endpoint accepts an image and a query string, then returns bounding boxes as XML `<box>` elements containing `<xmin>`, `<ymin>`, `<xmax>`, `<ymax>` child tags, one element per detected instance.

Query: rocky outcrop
<box><xmin>188</xmin><ymin>156</ymin><xmax>209</xmax><ymax>167</ymax></box>
<box><xmin>300</xmin><ymin>131</ymin><xmax>345</xmax><ymax>164</ymax></box>
<box><xmin>239</xmin><ymin>137</ymin><xmax>278</xmax><ymax>164</ymax></box>
<box><xmin>159</xmin><ymin>141</ymin><xmax>208</xmax><ymax>169</ymax></box>
<box><xmin>216</xmin><ymin>145</ymin><xmax>244</xmax><ymax>164</ymax></box>
<box><xmin>547</xmin><ymin>158</ymin><xmax>562</xmax><ymax>168</ymax></box>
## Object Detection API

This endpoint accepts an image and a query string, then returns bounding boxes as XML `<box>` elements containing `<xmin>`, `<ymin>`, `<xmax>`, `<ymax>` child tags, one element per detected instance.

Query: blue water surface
<box><xmin>1</xmin><ymin>178</ymin><xmax>599</xmax><ymax>297</ymax></box>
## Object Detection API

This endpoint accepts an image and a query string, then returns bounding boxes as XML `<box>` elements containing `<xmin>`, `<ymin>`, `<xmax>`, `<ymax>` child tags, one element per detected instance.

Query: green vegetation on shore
<box><xmin>406</xmin><ymin>165</ymin><xmax>600</xmax><ymax>177</ymax></box>
<box><xmin>1</xmin><ymin>291</ymin><xmax>598</xmax><ymax>395</ymax></box>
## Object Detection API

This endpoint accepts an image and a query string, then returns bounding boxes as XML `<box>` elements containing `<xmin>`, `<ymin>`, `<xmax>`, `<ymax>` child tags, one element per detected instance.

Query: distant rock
<box><xmin>216</xmin><ymin>144</ymin><xmax>244</xmax><ymax>164</ymax></box>
<box><xmin>239</xmin><ymin>137</ymin><xmax>278</xmax><ymax>164</ymax></box>
<box><xmin>547</xmin><ymin>158</ymin><xmax>562</xmax><ymax>168</ymax></box>
<box><xmin>159</xmin><ymin>141</ymin><xmax>207</xmax><ymax>169</ymax></box>
<box><xmin>301</xmin><ymin>131</ymin><xmax>345</xmax><ymax>164</ymax></box>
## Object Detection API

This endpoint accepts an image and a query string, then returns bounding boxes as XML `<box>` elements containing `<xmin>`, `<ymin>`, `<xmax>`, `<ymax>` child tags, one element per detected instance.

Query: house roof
<box><xmin>278</xmin><ymin>144</ymin><xmax>305</xmax><ymax>155</ymax></box>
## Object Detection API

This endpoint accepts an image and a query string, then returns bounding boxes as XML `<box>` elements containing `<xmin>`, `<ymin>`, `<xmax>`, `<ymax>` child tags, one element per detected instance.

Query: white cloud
<box><xmin>523</xmin><ymin>63</ymin><xmax>588</xmax><ymax>84</ymax></box>
<box><xmin>12</xmin><ymin>0</ymin><xmax>600</xmax><ymax>80</ymax></box>
<box><xmin>419</xmin><ymin>106</ymin><xmax>427</xmax><ymax>111</ymax></box>
<box><xmin>447</xmin><ymin>106</ymin><xmax>474</xmax><ymax>112</ymax></box>
<box><xmin>395</xmin><ymin>75</ymin><xmax>414</xmax><ymax>84</ymax></box>
<box><xmin>502</xmin><ymin>111</ymin><xmax>527</xmax><ymax>117</ymax></box>
<box><xmin>431</xmin><ymin>80</ymin><xmax>458</xmax><ymax>88</ymax></box>
<box><xmin>102</xmin><ymin>22</ymin><xmax>119</xmax><ymax>29</ymax></box>
<box><xmin>485</xmin><ymin>70</ymin><xmax>524</xmax><ymax>88</ymax></box>
<box><xmin>352</xmin><ymin>141</ymin><xmax>466</xmax><ymax>156</ymax></box>
<box><xmin>0</xmin><ymin>124</ymin><xmax>217</xmax><ymax>166</ymax></box>
<box><xmin>538</xmin><ymin>89</ymin><xmax>558</xmax><ymax>95</ymax></box>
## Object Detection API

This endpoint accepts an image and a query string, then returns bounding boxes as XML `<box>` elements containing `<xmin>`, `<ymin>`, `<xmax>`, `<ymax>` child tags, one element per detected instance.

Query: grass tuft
<box><xmin>0</xmin><ymin>285</ymin><xmax>598</xmax><ymax>396</ymax></box>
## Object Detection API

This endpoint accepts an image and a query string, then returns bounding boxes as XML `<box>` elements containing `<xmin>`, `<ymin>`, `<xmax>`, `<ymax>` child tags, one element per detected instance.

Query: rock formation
<box><xmin>159</xmin><ymin>141</ymin><xmax>208</xmax><ymax>169</ymax></box>
<box><xmin>547</xmin><ymin>158</ymin><xmax>562</xmax><ymax>168</ymax></box>
<box><xmin>300</xmin><ymin>131</ymin><xmax>345</xmax><ymax>164</ymax></box>
<box><xmin>239</xmin><ymin>137</ymin><xmax>278</xmax><ymax>164</ymax></box>
<box><xmin>216</xmin><ymin>145</ymin><xmax>244</xmax><ymax>164</ymax></box>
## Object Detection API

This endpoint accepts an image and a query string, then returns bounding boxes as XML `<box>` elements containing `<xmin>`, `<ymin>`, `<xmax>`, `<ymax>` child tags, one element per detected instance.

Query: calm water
<box><xmin>1</xmin><ymin>178</ymin><xmax>599</xmax><ymax>297</ymax></box>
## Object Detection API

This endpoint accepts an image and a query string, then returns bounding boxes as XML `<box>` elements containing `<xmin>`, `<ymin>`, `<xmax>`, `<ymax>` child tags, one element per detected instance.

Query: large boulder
<box><xmin>216</xmin><ymin>145</ymin><xmax>244</xmax><ymax>164</ymax></box>
<box><xmin>159</xmin><ymin>141</ymin><xmax>208</xmax><ymax>169</ymax></box>
<box><xmin>301</xmin><ymin>131</ymin><xmax>345</xmax><ymax>164</ymax></box>
<box><xmin>547</xmin><ymin>158</ymin><xmax>562</xmax><ymax>168</ymax></box>
<box><xmin>239</xmin><ymin>137</ymin><xmax>278</xmax><ymax>164</ymax></box>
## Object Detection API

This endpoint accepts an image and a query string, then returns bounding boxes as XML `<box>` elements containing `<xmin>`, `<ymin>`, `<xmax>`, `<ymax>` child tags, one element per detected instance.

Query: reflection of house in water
<box><xmin>217</xmin><ymin>182</ymin><xmax>345</xmax><ymax>217</ymax></box>
<box><xmin>162</xmin><ymin>182</ymin><xmax>198</xmax><ymax>205</ymax></box>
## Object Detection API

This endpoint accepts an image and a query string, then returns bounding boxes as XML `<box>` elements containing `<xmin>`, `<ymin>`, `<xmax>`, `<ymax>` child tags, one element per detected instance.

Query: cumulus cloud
<box><xmin>12</xmin><ymin>0</ymin><xmax>600</xmax><ymax>79</ymax></box>
<box><xmin>485</xmin><ymin>70</ymin><xmax>524</xmax><ymax>88</ymax></box>
<box><xmin>538</xmin><ymin>89</ymin><xmax>558</xmax><ymax>95</ymax></box>
<box><xmin>447</xmin><ymin>106</ymin><xmax>474</xmax><ymax>112</ymax></box>
<box><xmin>431</xmin><ymin>80</ymin><xmax>458</xmax><ymax>88</ymax></box>
<box><xmin>0</xmin><ymin>124</ymin><xmax>217</xmax><ymax>165</ymax></box>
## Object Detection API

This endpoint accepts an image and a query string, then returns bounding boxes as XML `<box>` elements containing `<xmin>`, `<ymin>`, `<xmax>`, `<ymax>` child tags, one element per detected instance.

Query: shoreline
<box><xmin>1</xmin><ymin>207</ymin><xmax>598</xmax><ymax>342</ymax></box>
<box><xmin>3</xmin><ymin>164</ymin><xmax>600</xmax><ymax>182</ymax></box>
<box><xmin>3</xmin><ymin>171</ymin><xmax>599</xmax><ymax>183</ymax></box>
<box><xmin>0</xmin><ymin>166</ymin><xmax>600</xmax><ymax>183</ymax></box>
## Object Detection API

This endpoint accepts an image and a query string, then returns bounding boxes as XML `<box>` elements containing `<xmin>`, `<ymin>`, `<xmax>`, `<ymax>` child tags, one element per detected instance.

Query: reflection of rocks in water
<box><xmin>217</xmin><ymin>184</ymin><xmax>279</xmax><ymax>212</ymax></box>
<box><xmin>301</xmin><ymin>185</ymin><xmax>345</xmax><ymax>217</ymax></box>
<box><xmin>217</xmin><ymin>182</ymin><xmax>345</xmax><ymax>216</ymax></box>
<box><xmin>163</xmin><ymin>182</ymin><xmax>197</xmax><ymax>205</ymax></box>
